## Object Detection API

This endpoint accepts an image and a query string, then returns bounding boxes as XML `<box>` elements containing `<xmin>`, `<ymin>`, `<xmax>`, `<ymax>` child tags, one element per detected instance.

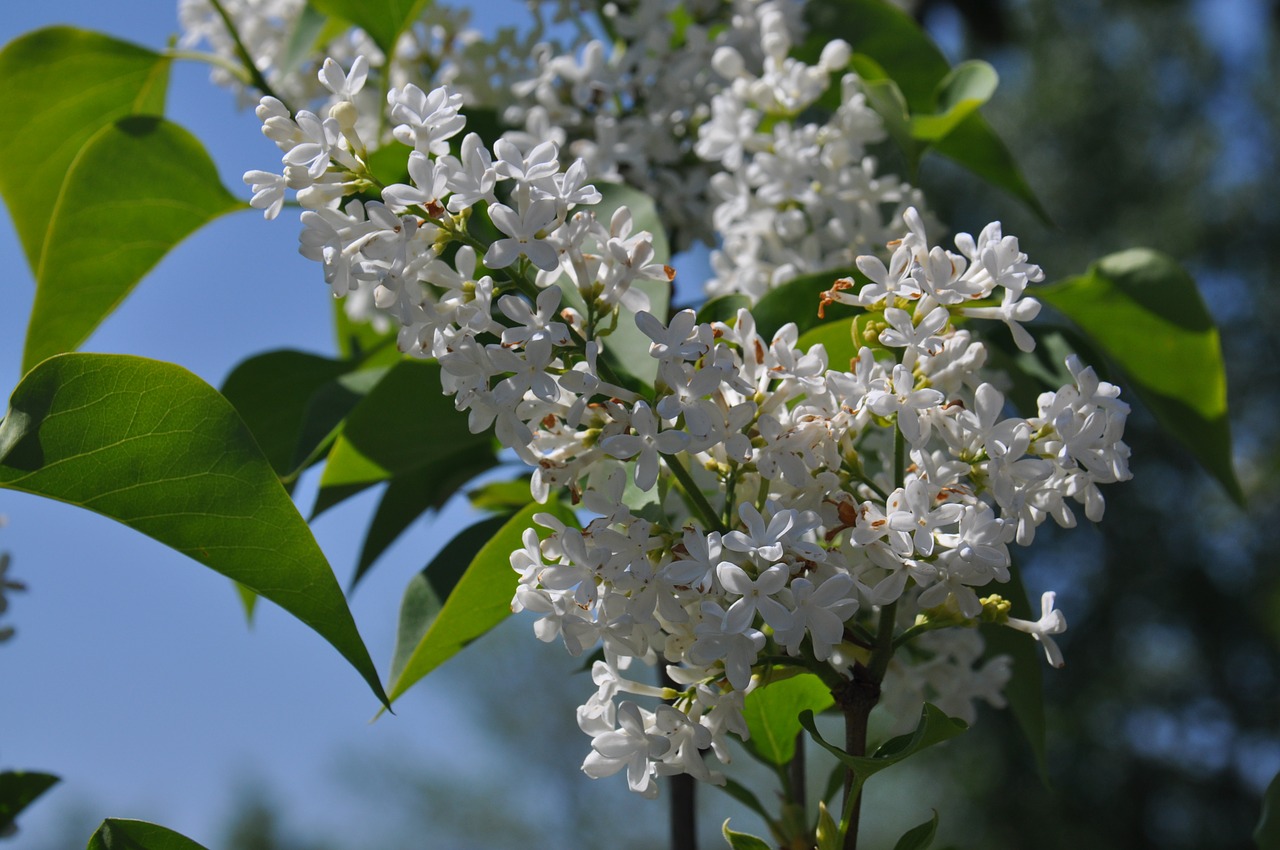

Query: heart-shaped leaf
<box><xmin>0</xmin><ymin>354</ymin><xmax>387</xmax><ymax>705</ymax></box>
<box><xmin>21</xmin><ymin>116</ymin><xmax>242</xmax><ymax>372</ymax></box>
<box><xmin>0</xmin><ymin>27</ymin><xmax>169</xmax><ymax>271</ymax></box>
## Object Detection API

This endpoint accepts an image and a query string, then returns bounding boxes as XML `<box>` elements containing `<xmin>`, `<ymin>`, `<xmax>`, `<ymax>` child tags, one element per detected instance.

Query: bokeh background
<box><xmin>1</xmin><ymin>1</ymin><xmax>1277</xmax><ymax>848</ymax></box>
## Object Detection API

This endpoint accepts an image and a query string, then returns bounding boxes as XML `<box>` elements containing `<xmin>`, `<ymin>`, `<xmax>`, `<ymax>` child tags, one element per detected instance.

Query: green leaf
<box><xmin>350</xmin><ymin>447</ymin><xmax>498</xmax><ymax>590</ymax></box>
<box><xmin>278</xmin><ymin>4</ymin><xmax>333</xmax><ymax>76</ymax></box>
<box><xmin>86</xmin><ymin>819</ymin><xmax>209</xmax><ymax>850</ymax></box>
<box><xmin>801</xmin><ymin>0</ymin><xmax>949</xmax><ymax>112</ymax></box>
<box><xmin>849</xmin><ymin>54</ymin><xmax>916</xmax><ymax>158</ymax></box>
<box><xmin>307</xmin><ymin>0</ymin><xmax>431</xmax><ymax>59</ymax></box>
<box><xmin>797</xmin><ymin>1</ymin><xmax>1047</xmax><ymax>221</ymax></box>
<box><xmin>742</xmin><ymin>673</ymin><xmax>835</xmax><ymax>765</ymax></box>
<box><xmin>0</xmin><ymin>27</ymin><xmax>169</xmax><ymax>271</ymax></box>
<box><xmin>751</xmin><ymin>269</ymin><xmax>858</xmax><ymax>340</ymax></box>
<box><xmin>816</xmin><ymin>801</ymin><xmax>840</xmax><ymax>850</ymax></box>
<box><xmin>979</xmin><ymin>563</ymin><xmax>1048</xmax><ymax>784</ymax></box>
<box><xmin>313</xmin><ymin>359</ymin><xmax>495</xmax><ymax>517</ymax></box>
<box><xmin>0</xmin><ymin>771</ymin><xmax>58</xmax><ymax>834</ymax></box>
<box><xmin>388</xmin><ymin>513</ymin><xmax>510</xmax><ymax>682</ymax></box>
<box><xmin>1037</xmin><ymin>248</ymin><xmax>1242</xmax><ymax>503</ymax></box>
<box><xmin>0</xmin><ymin>354</ymin><xmax>387</xmax><ymax>706</ymax></box>
<box><xmin>893</xmin><ymin>810</ymin><xmax>939</xmax><ymax>850</ymax></box>
<box><xmin>220</xmin><ymin>350</ymin><xmax>352</xmax><ymax>477</ymax></box>
<box><xmin>800</xmin><ymin>703</ymin><xmax>967</xmax><ymax>798</ymax></box>
<box><xmin>467</xmin><ymin>478</ymin><xmax>534</xmax><ymax>513</ymax></box>
<box><xmin>932</xmin><ymin>114</ymin><xmax>1052</xmax><ymax>224</ymax></box>
<box><xmin>386</xmin><ymin>500</ymin><xmax>576</xmax><ymax>703</ymax></box>
<box><xmin>21</xmin><ymin>116</ymin><xmax>242</xmax><ymax>373</ymax></box>
<box><xmin>592</xmin><ymin>182</ymin><xmax>673</xmax><ymax>388</ymax></box>
<box><xmin>696</xmin><ymin>294</ymin><xmax>752</xmax><ymax>325</ymax></box>
<box><xmin>911</xmin><ymin>61</ymin><xmax>998</xmax><ymax>142</ymax></box>
<box><xmin>722</xmin><ymin>821</ymin><xmax>774</xmax><ymax>850</ymax></box>
<box><xmin>1255</xmin><ymin>771</ymin><xmax>1280</xmax><ymax>849</ymax></box>
<box><xmin>716</xmin><ymin>778</ymin><xmax>775</xmax><ymax>828</ymax></box>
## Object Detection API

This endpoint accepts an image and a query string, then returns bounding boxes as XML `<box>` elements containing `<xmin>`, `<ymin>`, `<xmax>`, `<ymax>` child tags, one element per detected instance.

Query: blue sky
<box><xmin>0</xmin><ymin>2</ymin><xmax>546</xmax><ymax>846</ymax></box>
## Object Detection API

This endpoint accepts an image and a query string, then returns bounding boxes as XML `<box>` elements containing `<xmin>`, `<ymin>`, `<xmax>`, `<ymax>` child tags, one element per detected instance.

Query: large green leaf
<box><xmin>0</xmin><ymin>354</ymin><xmax>387</xmax><ymax>705</ymax></box>
<box><xmin>932</xmin><ymin>114</ymin><xmax>1051</xmax><ymax>223</ymax></box>
<box><xmin>387</xmin><ymin>512</ymin><xmax>510</xmax><ymax>682</ymax></box>
<box><xmin>742</xmin><ymin>673</ymin><xmax>835</xmax><ymax>765</ymax></box>
<box><xmin>386</xmin><ymin>500</ymin><xmax>576</xmax><ymax>703</ymax></box>
<box><xmin>911</xmin><ymin>61</ymin><xmax>998</xmax><ymax>142</ymax></box>
<box><xmin>307</xmin><ymin>0</ymin><xmax>432</xmax><ymax>59</ymax></box>
<box><xmin>220</xmin><ymin>350</ymin><xmax>352</xmax><ymax>478</ymax></box>
<box><xmin>0</xmin><ymin>27</ymin><xmax>169</xmax><ymax>271</ymax></box>
<box><xmin>1037</xmin><ymin>248</ymin><xmax>1242</xmax><ymax>504</ymax></box>
<box><xmin>798</xmin><ymin>0</ymin><xmax>1047</xmax><ymax>220</ymax></box>
<box><xmin>800</xmin><ymin>703</ymin><xmax>967</xmax><ymax>798</ymax></box>
<box><xmin>350</xmin><ymin>447</ymin><xmax>498</xmax><ymax>590</ymax></box>
<box><xmin>21</xmin><ymin>116</ymin><xmax>242</xmax><ymax>372</ymax></box>
<box><xmin>801</xmin><ymin>0</ymin><xmax>949</xmax><ymax>112</ymax></box>
<box><xmin>86</xmin><ymin>819</ymin><xmax>209</xmax><ymax>850</ymax></box>
<box><xmin>0</xmin><ymin>771</ymin><xmax>58</xmax><ymax>834</ymax></box>
<box><xmin>313</xmin><ymin>359</ymin><xmax>495</xmax><ymax>516</ymax></box>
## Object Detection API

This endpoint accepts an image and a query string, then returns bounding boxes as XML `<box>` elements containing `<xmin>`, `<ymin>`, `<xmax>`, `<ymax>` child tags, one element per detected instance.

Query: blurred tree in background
<box><xmin>914</xmin><ymin>0</ymin><xmax>1280</xmax><ymax>847</ymax></box>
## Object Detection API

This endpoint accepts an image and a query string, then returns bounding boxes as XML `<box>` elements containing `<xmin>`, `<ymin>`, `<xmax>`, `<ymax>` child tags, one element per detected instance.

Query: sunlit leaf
<box><xmin>21</xmin><ymin>116</ymin><xmax>242</xmax><ymax>372</ymax></box>
<box><xmin>0</xmin><ymin>354</ymin><xmax>387</xmax><ymax>705</ymax></box>
<box><xmin>86</xmin><ymin>819</ymin><xmax>209</xmax><ymax>850</ymax></box>
<box><xmin>1038</xmin><ymin>248</ymin><xmax>1242</xmax><ymax>503</ymax></box>
<box><xmin>386</xmin><ymin>500</ymin><xmax>576</xmax><ymax>703</ymax></box>
<box><xmin>0</xmin><ymin>771</ymin><xmax>57</xmax><ymax>834</ymax></box>
<box><xmin>911</xmin><ymin>61</ymin><xmax>998</xmax><ymax>142</ymax></box>
<box><xmin>387</xmin><ymin>513</ymin><xmax>509</xmax><ymax>683</ymax></box>
<box><xmin>0</xmin><ymin>27</ymin><xmax>169</xmax><ymax>271</ymax></box>
<box><xmin>307</xmin><ymin>0</ymin><xmax>431</xmax><ymax>59</ymax></box>
<box><xmin>467</xmin><ymin>478</ymin><xmax>534</xmax><ymax>513</ymax></box>
<box><xmin>743</xmin><ymin>673</ymin><xmax>835</xmax><ymax>765</ymax></box>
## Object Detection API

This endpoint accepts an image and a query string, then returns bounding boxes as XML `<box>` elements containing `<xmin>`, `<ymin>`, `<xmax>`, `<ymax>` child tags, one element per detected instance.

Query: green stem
<box><xmin>207</xmin><ymin>0</ymin><xmax>293</xmax><ymax>111</ymax></box>
<box><xmin>162</xmin><ymin>48</ymin><xmax>248</xmax><ymax>83</ymax></box>
<box><xmin>663</xmin><ymin>453</ymin><xmax>726</xmax><ymax>533</ymax></box>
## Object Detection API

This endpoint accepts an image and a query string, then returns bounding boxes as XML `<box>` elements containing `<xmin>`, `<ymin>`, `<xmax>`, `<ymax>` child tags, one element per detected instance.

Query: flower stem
<box><xmin>207</xmin><ymin>0</ymin><xmax>293</xmax><ymax>111</ymax></box>
<box><xmin>662</xmin><ymin>667</ymin><xmax>698</xmax><ymax>850</ymax></box>
<box><xmin>663</xmin><ymin>453</ymin><xmax>727</xmax><ymax>533</ymax></box>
